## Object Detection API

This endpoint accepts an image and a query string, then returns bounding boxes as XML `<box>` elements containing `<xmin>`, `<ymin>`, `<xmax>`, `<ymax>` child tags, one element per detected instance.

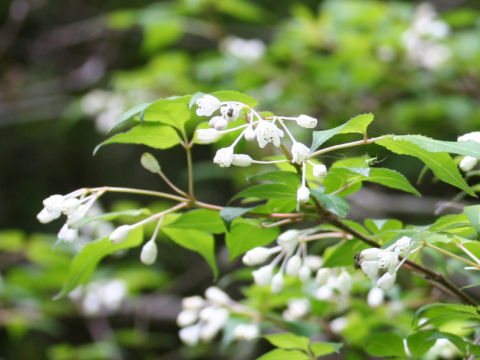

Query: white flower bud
<box><xmin>378</xmin><ymin>252</ymin><xmax>399</xmax><ymax>274</ymax></box>
<box><xmin>305</xmin><ymin>256</ymin><xmax>323</xmax><ymax>271</ymax></box>
<box><xmin>285</xmin><ymin>255</ymin><xmax>302</xmax><ymax>276</ymax></box>
<box><xmin>376</xmin><ymin>272</ymin><xmax>396</xmax><ymax>291</ymax></box>
<box><xmin>252</xmin><ymin>265</ymin><xmax>274</xmax><ymax>286</ymax></box>
<box><xmin>176</xmin><ymin>309</ymin><xmax>199</xmax><ymax>327</ymax></box>
<box><xmin>458</xmin><ymin>131</ymin><xmax>480</xmax><ymax>143</ymax></box>
<box><xmin>109</xmin><ymin>225</ymin><xmax>132</xmax><ymax>244</ymax></box>
<box><xmin>460</xmin><ymin>156</ymin><xmax>477</xmax><ymax>172</ymax></box>
<box><xmin>359</xmin><ymin>248</ymin><xmax>383</xmax><ymax>261</ymax></box>
<box><xmin>37</xmin><ymin>208</ymin><xmax>61</xmax><ymax>224</ymax></box>
<box><xmin>195</xmin><ymin>128</ymin><xmax>221</xmax><ymax>144</ymax></box>
<box><xmin>244</xmin><ymin>126</ymin><xmax>256</xmax><ymax>141</ymax></box>
<box><xmin>233</xmin><ymin>324</ymin><xmax>260</xmax><ymax>341</ymax></box>
<box><xmin>214</xmin><ymin>117</ymin><xmax>229</xmax><ymax>130</ymax></box>
<box><xmin>298</xmin><ymin>265</ymin><xmax>311</xmax><ymax>282</ymax></box>
<box><xmin>330</xmin><ymin>317</ymin><xmax>348</xmax><ymax>334</ymax></box>
<box><xmin>277</xmin><ymin>230</ymin><xmax>300</xmax><ymax>255</ymax></box>
<box><xmin>313</xmin><ymin>164</ymin><xmax>327</xmax><ymax>178</ymax></box>
<box><xmin>205</xmin><ymin>286</ymin><xmax>230</xmax><ymax>305</ymax></box>
<box><xmin>200</xmin><ymin>308</ymin><xmax>229</xmax><ymax>341</ymax></box>
<box><xmin>271</xmin><ymin>273</ymin><xmax>284</xmax><ymax>294</ymax></box>
<box><xmin>360</xmin><ymin>260</ymin><xmax>379</xmax><ymax>280</ymax></box>
<box><xmin>179</xmin><ymin>324</ymin><xmax>201</xmax><ymax>346</ymax></box>
<box><xmin>296</xmin><ymin>114</ymin><xmax>318</xmax><ymax>128</ymax></box>
<box><xmin>291</xmin><ymin>142</ymin><xmax>310</xmax><ymax>164</ymax></box>
<box><xmin>209</xmin><ymin>115</ymin><xmax>224</xmax><ymax>128</ymax></box>
<box><xmin>220</xmin><ymin>103</ymin><xmax>242</xmax><ymax>122</ymax></box>
<box><xmin>367</xmin><ymin>287</ymin><xmax>384</xmax><ymax>308</ymax></box>
<box><xmin>242</xmin><ymin>247</ymin><xmax>275</xmax><ymax>266</ymax></box>
<box><xmin>232</xmin><ymin>154</ymin><xmax>253</xmax><ymax>167</ymax></box>
<box><xmin>140</xmin><ymin>240</ymin><xmax>158</xmax><ymax>265</ymax></box>
<box><xmin>315</xmin><ymin>268</ymin><xmax>330</xmax><ymax>285</ymax></box>
<box><xmin>394</xmin><ymin>236</ymin><xmax>412</xmax><ymax>256</ymax></box>
<box><xmin>182</xmin><ymin>296</ymin><xmax>205</xmax><ymax>310</ymax></box>
<box><xmin>58</xmin><ymin>223</ymin><xmax>78</xmax><ymax>243</ymax></box>
<box><xmin>315</xmin><ymin>285</ymin><xmax>334</xmax><ymax>300</ymax></box>
<box><xmin>43</xmin><ymin>194</ymin><xmax>65</xmax><ymax>212</ymax></box>
<box><xmin>213</xmin><ymin>147</ymin><xmax>234</xmax><ymax>167</ymax></box>
<box><xmin>336</xmin><ymin>270</ymin><xmax>352</xmax><ymax>295</ymax></box>
<box><xmin>61</xmin><ymin>197</ymin><xmax>81</xmax><ymax>215</ymax></box>
<box><xmin>284</xmin><ymin>298</ymin><xmax>310</xmax><ymax>320</ymax></box>
<box><xmin>196</xmin><ymin>94</ymin><xmax>221</xmax><ymax>116</ymax></box>
<box><xmin>297</xmin><ymin>186</ymin><xmax>310</xmax><ymax>203</ymax></box>
<box><xmin>199</xmin><ymin>306</ymin><xmax>216</xmax><ymax>321</ymax></box>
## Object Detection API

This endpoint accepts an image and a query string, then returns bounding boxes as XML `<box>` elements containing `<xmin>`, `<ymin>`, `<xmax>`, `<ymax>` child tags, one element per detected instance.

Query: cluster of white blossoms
<box><xmin>282</xmin><ymin>298</ymin><xmax>311</xmax><ymax>321</ymax></box>
<box><xmin>195</xmin><ymin>94</ymin><xmax>327</xmax><ymax>205</ymax></box>
<box><xmin>356</xmin><ymin>236</ymin><xmax>413</xmax><ymax>291</ymax></box>
<box><xmin>457</xmin><ymin>132</ymin><xmax>480</xmax><ymax>172</ymax></box>
<box><xmin>177</xmin><ymin>287</ymin><xmax>260</xmax><ymax>346</ymax></box>
<box><xmin>402</xmin><ymin>3</ymin><xmax>451</xmax><ymax>70</ymax></box>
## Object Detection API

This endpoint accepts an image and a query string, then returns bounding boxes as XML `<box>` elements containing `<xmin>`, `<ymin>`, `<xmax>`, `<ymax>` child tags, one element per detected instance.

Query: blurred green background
<box><xmin>1</xmin><ymin>0</ymin><xmax>480</xmax><ymax>359</ymax></box>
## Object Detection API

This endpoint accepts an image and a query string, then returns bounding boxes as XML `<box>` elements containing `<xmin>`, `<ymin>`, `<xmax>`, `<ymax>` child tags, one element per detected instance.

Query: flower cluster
<box><xmin>194</xmin><ymin>94</ymin><xmax>327</xmax><ymax>205</ymax></box>
<box><xmin>457</xmin><ymin>132</ymin><xmax>480</xmax><ymax>172</ymax></box>
<box><xmin>177</xmin><ymin>287</ymin><xmax>260</xmax><ymax>345</ymax></box>
<box><xmin>356</xmin><ymin>236</ymin><xmax>413</xmax><ymax>291</ymax></box>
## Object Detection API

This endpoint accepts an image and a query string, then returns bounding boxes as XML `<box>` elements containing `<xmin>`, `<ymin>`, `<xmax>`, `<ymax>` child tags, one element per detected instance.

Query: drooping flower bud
<box><xmin>195</xmin><ymin>128</ymin><xmax>221</xmax><ymax>144</ymax></box>
<box><xmin>336</xmin><ymin>270</ymin><xmax>352</xmax><ymax>294</ymax></box>
<box><xmin>61</xmin><ymin>197</ymin><xmax>81</xmax><ymax>215</ymax></box>
<box><xmin>315</xmin><ymin>268</ymin><xmax>330</xmax><ymax>285</ymax></box>
<box><xmin>213</xmin><ymin>147</ymin><xmax>234</xmax><ymax>167</ymax></box>
<box><xmin>298</xmin><ymin>265</ymin><xmax>311</xmax><ymax>282</ymax></box>
<box><xmin>182</xmin><ymin>296</ymin><xmax>205</xmax><ymax>310</ymax></box>
<box><xmin>140</xmin><ymin>240</ymin><xmax>158</xmax><ymax>265</ymax></box>
<box><xmin>43</xmin><ymin>194</ymin><xmax>65</xmax><ymax>212</ymax></box>
<box><xmin>214</xmin><ymin>117</ymin><xmax>228</xmax><ymax>130</ymax></box>
<box><xmin>313</xmin><ymin>164</ymin><xmax>328</xmax><ymax>178</ymax></box>
<box><xmin>200</xmin><ymin>308</ymin><xmax>229</xmax><ymax>341</ymax></box>
<box><xmin>304</xmin><ymin>255</ymin><xmax>323</xmax><ymax>271</ymax></box>
<box><xmin>37</xmin><ymin>208</ymin><xmax>61</xmax><ymax>224</ymax></box>
<box><xmin>252</xmin><ymin>265</ymin><xmax>274</xmax><ymax>286</ymax></box>
<box><xmin>205</xmin><ymin>286</ymin><xmax>230</xmax><ymax>305</ymax></box>
<box><xmin>359</xmin><ymin>248</ymin><xmax>383</xmax><ymax>261</ymax></box>
<box><xmin>297</xmin><ymin>186</ymin><xmax>310</xmax><ymax>203</ymax></box>
<box><xmin>291</xmin><ymin>142</ymin><xmax>310</xmax><ymax>164</ymax></box>
<box><xmin>196</xmin><ymin>95</ymin><xmax>222</xmax><ymax>116</ymax></box>
<box><xmin>286</xmin><ymin>255</ymin><xmax>302</xmax><ymax>276</ymax></box>
<box><xmin>109</xmin><ymin>225</ymin><xmax>132</xmax><ymax>244</ymax></box>
<box><xmin>242</xmin><ymin>247</ymin><xmax>276</xmax><ymax>266</ymax></box>
<box><xmin>179</xmin><ymin>324</ymin><xmax>201</xmax><ymax>346</ymax></box>
<box><xmin>376</xmin><ymin>272</ymin><xmax>396</xmax><ymax>290</ymax></box>
<box><xmin>394</xmin><ymin>236</ymin><xmax>412</xmax><ymax>256</ymax></box>
<box><xmin>58</xmin><ymin>223</ymin><xmax>78</xmax><ymax>243</ymax></box>
<box><xmin>459</xmin><ymin>156</ymin><xmax>477</xmax><ymax>172</ymax></box>
<box><xmin>283</xmin><ymin>298</ymin><xmax>310</xmax><ymax>321</ymax></box>
<box><xmin>360</xmin><ymin>260</ymin><xmax>379</xmax><ymax>280</ymax></box>
<box><xmin>232</xmin><ymin>154</ymin><xmax>253</xmax><ymax>167</ymax></box>
<box><xmin>233</xmin><ymin>323</ymin><xmax>260</xmax><ymax>341</ymax></box>
<box><xmin>296</xmin><ymin>114</ymin><xmax>318</xmax><ymax>128</ymax></box>
<box><xmin>277</xmin><ymin>230</ymin><xmax>300</xmax><ymax>255</ymax></box>
<box><xmin>367</xmin><ymin>287</ymin><xmax>384</xmax><ymax>308</ymax></box>
<box><xmin>378</xmin><ymin>252</ymin><xmax>399</xmax><ymax>274</ymax></box>
<box><xmin>176</xmin><ymin>309</ymin><xmax>199</xmax><ymax>327</ymax></box>
<box><xmin>271</xmin><ymin>273</ymin><xmax>284</xmax><ymax>294</ymax></box>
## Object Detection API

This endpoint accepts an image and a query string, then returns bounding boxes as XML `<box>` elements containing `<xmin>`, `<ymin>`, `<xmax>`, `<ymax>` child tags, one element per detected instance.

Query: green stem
<box><xmin>89</xmin><ymin>186</ymin><xmax>188</xmax><ymax>203</ymax></box>
<box><xmin>425</xmin><ymin>242</ymin><xmax>480</xmax><ymax>269</ymax></box>
<box><xmin>310</xmin><ymin>136</ymin><xmax>385</xmax><ymax>158</ymax></box>
<box><xmin>185</xmin><ymin>142</ymin><xmax>195</xmax><ymax>199</ymax></box>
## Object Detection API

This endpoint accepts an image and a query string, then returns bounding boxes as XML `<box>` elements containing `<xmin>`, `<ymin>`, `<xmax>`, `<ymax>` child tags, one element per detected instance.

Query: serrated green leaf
<box><xmin>396</xmin><ymin>135</ymin><xmax>480</xmax><ymax>158</ymax></box>
<box><xmin>94</xmin><ymin>123</ymin><xmax>181</xmax><ymax>155</ymax></box>
<box><xmin>226</xmin><ymin>218</ymin><xmax>279</xmax><ymax>260</ymax></box>
<box><xmin>367</xmin><ymin>168</ymin><xmax>421</xmax><ymax>196</ymax></box>
<box><xmin>256</xmin><ymin>349</ymin><xmax>309</xmax><ymax>360</ymax></box>
<box><xmin>54</xmin><ymin>227</ymin><xmax>143</xmax><ymax>300</ymax></box>
<box><xmin>142</xmin><ymin>95</ymin><xmax>191</xmax><ymax>131</ymax></box>
<box><xmin>311</xmin><ymin>113</ymin><xmax>374</xmax><ymax>151</ymax></box>
<box><xmin>407</xmin><ymin>330</ymin><xmax>437</xmax><ymax>357</ymax></box>
<box><xmin>322</xmin><ymin>240</ymin><xmax>368</xmax><ymax>267</ymax></box>
<box><xmin>165</xmin><ymin>209</ymin><xmax>225</xmax><ymax>234</ymax></box>
<box><xmin>264</xmin><ymin>333</ymin><xmax>310</xmax><ymax>351</ymax></box>
<box><xmin>161</xmin><ymin>227</ymin><xmax>218</xmax><ymax>277</ymax></box>
<box><xmin>311</xmin><ymin>189</ymin><xmax>350</xmax><ymax>218</ymax></box>
<box><xmin>248</xmin><ymin>171</ymin><xmax>300</xmax><ymax>190</ymax></box>
<box><xmin>108</xmin><ymin>102</ymin><xmax>152</xmax><ymax>132</ymax></box>
<box><xmin>365</xmin><ymin>333</ymin><xmax>406</xmax><ymax>357</ymax></box>
<box><xmin>464</xmin><ymin>205</ymin><xmax>480</xmax><ymax>234</ymax></box>
<box><xmin>219</xmin><ymin>206</ymin><xmax>256</xmax><ymax>231</ymax></box>
<box><xmin>140</xmin><ymin>152</ymin><xmax>161</xmax><ymax>174</ymax></box>
<box><xmin>211</xmin><ymin>90</ymin><xmax>258</xmax><ymax>107</ymax></box>
<box><xmin>233</xmin><ymin>184</ymin><xmax>296</xmax><ymax>201</ymax></box>
<box><xmin>376</xmin><ymin>136</ymin><xmax>475</xmax><ymax>196</ymax></box>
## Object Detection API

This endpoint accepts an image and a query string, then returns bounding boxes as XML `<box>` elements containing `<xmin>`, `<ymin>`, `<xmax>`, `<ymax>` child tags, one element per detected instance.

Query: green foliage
<box><xmin>365</xmin><ymin>333</ymin><xmax>406</xmax><ymax>357</ymax></box>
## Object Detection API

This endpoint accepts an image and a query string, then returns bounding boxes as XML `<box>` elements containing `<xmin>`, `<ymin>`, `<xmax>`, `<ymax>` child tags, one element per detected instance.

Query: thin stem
<box><xmin>262</xmin><ymin>218</ymin><xmax>295</xmax><ymax>228</ymax></box>
<box><xmin>425</xmin><ymin>242</ymin><xmax>480</xmax><ymax>269</ymax></box>
<box><xmin>278</xmin><ymin>119</ymin><xmax>297</xmax><ymax>143</ymax></box>
<box><xmin>132</xmin><ymin>202</ymin><xmax>188</xmax><ymax>228</ymax></box>
<box><xmin>88</xmin><ymin>186</ymin><xmax>188</xmax><ymax>203</ymax></box>
<box><xmin>302</xmin><ymin>232</ymin><xmax>348</xmax><ymax>242</ymax></box>
<box><xmin>150</xmin><ymin>217</ymin><xmax>163</xmax><ymax>242</ymax></box>
<box><xmin>157</xmin><ymin>171</ymin><xmax>188</xmax><ymax>198</ymax></box>
<box><xmin>184</xmin><ymin>143</ymin><xmax>195</xmax><ymax>199</ymax></box>
<box><xmin>456</xmin><ymin>243</ymin><xmax>480</xmax><ymax>265</ymax></box>
<box><xmin>310</xmin><ymin>136</ymin><xmax>385</xmax><ymax>157</ymax></box>
<box><xmin>251</xmin><ymin>159</ymin><xmax>289</xmax><ymax>164</ymax></box>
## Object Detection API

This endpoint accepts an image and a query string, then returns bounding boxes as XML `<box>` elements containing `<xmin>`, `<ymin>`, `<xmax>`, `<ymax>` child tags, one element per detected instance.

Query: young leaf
<box><xmin>161</xmin><ymin>227</ymin><xmax>218</xmax><ymax>277</ymax></box>
<box><xmin>310</xmin><ymin>342</ymin><xmax>342</xmax><ymax>356</ymax></box>
<box><xmin>365</xmin><ymin>333</ymin><xmax>406</xmax><ymax>357</ymax></box>
<box><xmin>226</xmin><ymin>218</ymin><xmax>279</xmax><ymax>260</ymax></box>
<box><xmin>233</xmin><ymin>184</ymin><xmax>296</xmax><ymax>201</ymax></box>
<box><xmin>165</xmin><ymin>209</ymin><xmax>225</xmax><ymax>234</ymax></box>
<box><xmin>142</xmin><ymin>95</ymin><xmax>191</xmax><ymax>131</ymax></box>
<box><xmin>311</xmin><ymin>189</ymin><xmax>350</xmax><ymax>218</ymax></box>
<box><xmin>367</xmin><ymin>168</ymin><xmax>421</xmax><ymax>196</ymax></box>
<box><xmin>54</xmin><ymin>227</ymin><xmax>143</xmax><ymax>300</ymax></box>
<box><xmin>406</xmin><ymin>330</ymin><xmax>437</xmax><ymax>357</ymax></box>
<box><xmin>264</xmin><ymin>333</ymin><xmax>310</xmax><ymax>351</ymax></box>
<box><xmin>94</xmin><ymin>123</ymin><xmax>181</xmax><ymax>155</ymax></box>
<box><xmin>396</xmin><ymin>135</ymin><xmax>480</xmax><ymax>158</ymax></box>
<box><xmin>219</xmin><ymin>206</ymin><xmax>256</xmax><ymax>231</ymax></box>
<box><xmin>108</xmin><ymin>102</ymin><xmax>152</xmax><ymax>132</ymax></box>
<box><xmin>376</xmin><ymin>136</ymin><xmax>475</xmax><ymax>196</ymax></box>
<box><xmin>140</xmin><ymin>152</ymin><xmax>161</xmax><ymax>174</ymax></box>
<box><xmin>464</xmin><ymin>205</ymin><xmax>480</xmax><ymax>234</ymax></box>
<box><xmin>256</xmin><ymin>349</ymin><xmax>309</xmax><ymax>360</ymax></box>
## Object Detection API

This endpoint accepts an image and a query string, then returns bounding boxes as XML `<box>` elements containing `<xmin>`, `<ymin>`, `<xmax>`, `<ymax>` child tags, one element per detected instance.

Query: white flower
<box><xmin>61</xmin><ymin>197</ymin><xmax>81</xmax><ymax>215</ymax></box>
<box><xmin>376</xmin><ymin>272</ymin><xmax>396</xmax><ymax>290</ymax></box>
<box><xmin>179</xmin><ymin>324</ymin><xmax>201</xmax><ymax>346</ymax></box>
<box><xmin>255</xmin><ymin>120</ymin><xmax>284</xmax><ymax>148</ymax></box>
<box><xmin>221</xmin><ymin>36</ymin><xmax>265</xmax><ymax>62</ymax></box>
<box><xmin>233</xmin><ymin>324</ymin><xmax>260</xmax><ymax>341</ymax></box>
<box><xmin>200</xmin><ymin>308</ymin><xmax>229</xmax><ymax>341</ymax></box>
<box><xmin>283</xmin><ymin>298</ymin><xmax>310</xmax><ymax>321</ymax></box>
<box><xmin>196</xmin><ymin>95</ymin><xmax>222</xmax><ymax>116</ymax></box>
<box><xmin>297</xmin><ymin>186</ymin><xmax>310</xmax><ymax>203</ymax></box>
<box><xmin>213</xmin><ymin>147</ymin><xmax>234</xmax><ymax>167</ymax></box>
<box><xmin>458</xmin><ymin>131</ymin><xmax>480</xmax><ymax>143</ymax></box>
<box><xmin>313</xmin><ymin>164</ymin><xmax>327</xmax><ymax>178</ymax></box>
<box><xmin>43</xmin><ymin>194</ymin><xmax>65</xmax><ymax>212</ymax></box>
<box><xmin>205</xmin><ymin>286</ymin><xmax>230</xmax><ymax>305</ymax></box>
<box><xmin>242</xmin><ymin>247</ymin><xmax>277</xmax><ymax>266</ymax></box>
<box><xmin>315</xmin><ymin>285</ymin><xmax>334</xmax><ymax>301</ymax></box>
<box><xmin>209</xmin><ymin>116</ymin><xmax>228</xmax><ymax>130</ymax></box>
<box><xmin>252</xmin><ymin>265</ymin><xmax>274</xmax><ymax>286</ymax></box>
<box><xmin>330</xmin><ymin>317</ymin><xmax>348</xmax><ymax>334</ymax></box>
<box><xmin>315</xmin><ymin>268</ymin><xmax>330</xmax><ymax>285</ymax></box>
<box><xmin>220</xmin><ymin>103</ymin><xmax>242</xmax><ymax>122</ymax></box>
<box><xmin>277</xmin><ymin>230</ymin><xmax>300</xmax><ymax>255</ymax></box>
<box><xmin>140</xmin><ymin>240</ymin><xmax>158</xmax><ymax>265</ymax></box>
<box><xmin>286</xmin><ymin>255</ymin><xmax>302</xmax><ymax>276</ymax></box>
<box><xmin>58</xmin><ymin>223</ymin><xmax>78</xmax><ymax>243</ymax></box>
<box><xmin>37</xmin><ymin>207</ymin><xmax>62</xmax><ymax>224</ymax></box>
<box><xmin>182</xmin><ymin>296</ymin><xmax>205</xmax><ymax>310</ymax></box>
<box><xmin>291</xmin><ymin>142</ymin><xmax>310</xmax><ymax>164</ymax></box>
<box><xmin>244</xmin><ymin>126</ymin><xmax>256</xmax><ymax>141</ymax></box>
<box><xmin>271</xmin><ymin>273</ymin><xmax>284</xmax><ymax>294</ymax></box>
<box><xmin>359</xmin><ymin>248</ymin><xmax>383</xmax><ymax>261</ymax></box>
<box><xmin>305</xmin><ymin>256</ymin><xmax>323</xmax><ymax>271</ymax></box>
<box><xmin>177</xmin><ymin>309</ymin><xmax>199</xmax><ymax>327</ymax></box>
<box><xmin>367</xmin><ymin>287</ymin><xmax>384</xmax><ymax>308</ymax></box>
<box><xmin>335</xmin><ymin>270</ymin><xmax>352</xmax><ymax>295</ymax></box>
<box><xmin>296</xmin><ymin>114</ymin><xmax>317</xmax><ymax>128</ymax></box>
<box><xmin>298</xmin><ymin>265</ymin><xmax>311</xmax><ymax>282</ymax></box>
<box><xmin>232</xmin><ymin>154</ymin><xmax>253</xmax><ymax>167</ymax></box>
<box><xmin>196</xmin><ymin>128</ymin><xmax>221</xmax><ymax>144</ymax></box>
<box><xmin>378</xmin><ymin>252</ymin><xmax>399</xmax><ymax>274</ymax></box>
<box><xmin>460</xmin><ymin>156</ymin><xmax>477</xmax><ymax>172</ymax></box>
<box><xmin>394</xmin><ymin>236</ymin><xmax>412</xmax><ymax>256</ymax></box>
<box><xmin>109</xmin><ymin>225</ymin><xmax>132</xmax><ymax>244</ymax></box>
<box><xmin>360</xmin><ymin>260</ymin><xmax>379</xmax><ymax>280</ymax></box>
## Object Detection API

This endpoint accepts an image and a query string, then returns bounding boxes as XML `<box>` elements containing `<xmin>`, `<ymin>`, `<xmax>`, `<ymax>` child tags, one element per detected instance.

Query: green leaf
<box><xmin>365</xmin><ymin>333</ymin><xmax>406</xmax><ymax>357</ymax></box>
<box><xmin>233</xmin><ymin>184</ymin><xmax>296</xmax><ymax>201</ymax></box>
<box><xmin>165</xmin><ymin>209</ymin><xmax>225</xmax><ymax>234</ymax></box>
<box><xmin>219</xmin><ymin>206</ymin><xmax>256</xmax><ymax>231</ymax></box>
<box><xmin>322</xmin><ymin>240</ymin><xmax>368</xmax><ymax>267</ymax></box>
<box><xmin>376</xmin><ymin>136</ymin><xmax>475</xmax><ymax>196</ymax></box>
<box><xmin>367</xmin><ymin>168</ymin><xmax>421</xmax><ymax>196</ymax></box>
<box><xmin>211</xmin><ymin>90</ymin><xmax>258</xmax><ymax>107</ymax></box>
<box><xmin>396</xmin><ymin>135</ymin><xmax>480</xmax><ymax>158</ymax></box>
<box><xmin>311</xmin><ymin>113</ymin><xmax>374</xmax><ymax>151</ymax></box>
<box><xmin>407</xmin><ymin>330</ymin><xmax>437</xmax><ymax>357</ymax></box>
<box><xmin>94</xmin><ymin>123</ymin><xmax>181</xmax><ymax>155</ymax></box>
<box><xmin>161</xmin><ymin>227</ymin><xmax>218</xmax><ymax>277</ymax></box>
<box><xmin>311</xmin><ymin>190</ymin><xmax>350</xmax><ymax>218</ymax></box>
<box><xmin>310</xmin><ymin>342</ymin><xmax>342</xmax><ymax>356</ymax></box>
<box><xmin>256</xmin><ymin>349</ymin><xmax>309</xmax><ymax>360</ymax></box>
<box><xmin>248</xmin><ymin>171</ymin><xmax>300</xmax><ymax>190</ymax></box>
<box><xmin>142</xmin><ymin>95</ymin><xmax>191</xmax><ymax>131</ymax></box>
<box><xmin>54</xmin><ymin>227</ymin><xmax>143</xmax><ymax>300</ymax></box>
<box><xmin>264</xmin><ymin>333</ymin><xmax>310</xmax><ymax>351</ymax></box>
<box><xmin>140</xmin><ymin>152</ymin><xmax>161</xmax><ymax>174</ymax></box>
<box><xmin>364</xmin><ymin>219</ymin><xmax>403</xmax><ymax>234</ymax></box>
<box><xmin>226</xmin><ymin>218</ymin><xmax>279</xmax><ymax>260</ymax></box>
<box><xmin>413</xmin><ymin>303</ymin><xmax>480</xmax><ymax>329</ymax></box>
<box><xmin>464</xmin><ymin>205</ymin><xmax>480</xmax><ymax>234</ymax></box>
<box><xmin>108</xmin><ymin>102</ymin><xmax>152</xmax><ymax>132</ymax></box>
